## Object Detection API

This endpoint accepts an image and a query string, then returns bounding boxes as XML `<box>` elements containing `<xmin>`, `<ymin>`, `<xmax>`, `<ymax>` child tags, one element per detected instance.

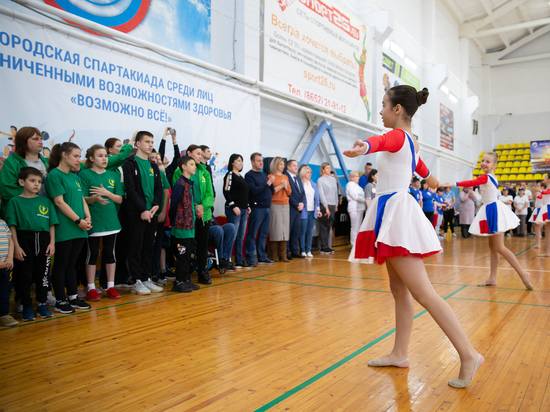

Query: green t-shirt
<box><xmin>155</xmin><ymin>171</ymin><xmax>170</xmax><ymax>217</ymax></box>
<box><xmin>5</xmin><ymin>195</ymin><xmax>59</xmax><ymax>232</ymax></box>
<box><xmin>79</xmin><ymin>168</ymin><xmax>123</xmax><ymax>235</ymax></box>
<box><xmin>45</xmin><ymin>168</ymin><xmax>87</xmax><ymax>242</ymax></box>
<box><xmin>135</xmin><ymin>156</ymin><xmax>155</xmax><ymax>210</ymax></box>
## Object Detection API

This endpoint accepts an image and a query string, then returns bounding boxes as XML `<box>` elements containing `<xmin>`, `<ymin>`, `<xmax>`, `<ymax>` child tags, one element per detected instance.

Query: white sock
<box><xmin>107</xmin><ymin>282</ymin><xmax>114</xmax><ymax>289</ymax></box>
<box><xmin>88</xmin><ymin>283</ymin><xmax>96</xmax><ymax>291</ymax></box>
<box><xmin>68</xmin><ymin>294</ymin><xmax>77</xmax><ymax>300</ymax></box>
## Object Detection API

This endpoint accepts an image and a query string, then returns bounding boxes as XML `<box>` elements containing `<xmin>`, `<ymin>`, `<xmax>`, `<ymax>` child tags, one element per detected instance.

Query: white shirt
<box><xmin>499</xmin><ymin>195</ymin><xmax>513</xmax><ymax>210</ymax></box>
<box><xmin>303</xmin><ymin>181</ymin><xmax>315</xmax><ymax>212</ymax></box>
<box><xmin>346</xmin><ymin>181</ymin><xmax>366</xmax><ymax>212</ymax></box>
<box><xmin>514</xmin><ymin>194</ymin><xmax>529</xmax><ymax>215</ymax></box>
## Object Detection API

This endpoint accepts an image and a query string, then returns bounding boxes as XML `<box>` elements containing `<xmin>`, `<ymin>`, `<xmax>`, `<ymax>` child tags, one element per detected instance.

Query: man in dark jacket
<box><xmin>122</xmin><ymin>131</ymin><xmax>164</xmax><ymax>295</ymax></box>
<box><xmin>285</xmin><ymin>159</ymin><xmax>306</xmax><ymax>259</ymax></box>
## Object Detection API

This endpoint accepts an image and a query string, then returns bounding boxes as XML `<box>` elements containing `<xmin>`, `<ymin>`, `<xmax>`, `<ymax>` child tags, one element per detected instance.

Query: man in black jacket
<box><xmin>122</xmin><ymin>131</ymin><xmax>164</xmax><ymax>295</ymax></box>
<box><xmin>285</xmin><ymin>160</ymin><xmax>306</xmax><ymax>259</ymax></box>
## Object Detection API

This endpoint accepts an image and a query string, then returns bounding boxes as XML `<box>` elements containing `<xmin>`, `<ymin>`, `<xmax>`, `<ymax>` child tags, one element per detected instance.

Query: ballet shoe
<box><xmin>477</xmin><ymin>281</ymin><xmax>496</xmax><ymax>287</ymax></box>
<box><xmin>368</xmin><ymin>358</ymin><xmax>409</xmax><ymax>368</ymax></box>
<box><xmin>522</xmin><ymin>272</ymin><xmax>533</xmax><ymax>290</ymax></box>
<box><xmin>448</xmin><ymin>354</ymin><xmax>483</xmax><ymax>389</ymax></box>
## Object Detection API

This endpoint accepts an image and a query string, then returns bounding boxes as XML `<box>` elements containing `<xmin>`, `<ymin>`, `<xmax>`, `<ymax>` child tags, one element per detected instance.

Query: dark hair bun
<box><xmin>417</xmin><ymin>88</ymin><xmax>429</xmax><ymax>106</ymax></box>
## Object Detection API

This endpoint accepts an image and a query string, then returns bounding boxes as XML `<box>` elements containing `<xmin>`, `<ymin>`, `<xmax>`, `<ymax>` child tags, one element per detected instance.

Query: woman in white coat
<box><xmin>346</xmin><ymin>171</ymin><xmax>366</xmax><ymax>246</ymax></box>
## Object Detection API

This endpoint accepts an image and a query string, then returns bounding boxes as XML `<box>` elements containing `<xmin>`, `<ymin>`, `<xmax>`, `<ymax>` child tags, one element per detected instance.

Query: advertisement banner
<box><xmin>440</xmin><ymin>104</ymin><xmax>454</xmax><ymax>151</ymax></box>
<box><xmin>263</xmin><ymin>0</ymin><xmax>373</xmax><ymax>122</ymax></box>
<box><xmin>0</xmin><ymin>15</ymin><xmax>260</xmax><ymax>213</ymax></box>
<box><xmin>530</xmin><ymin>140</ymin><xmax>550</xmax><ymax>173</ymax></box>
<box><xmin>381</xmin><ymin>52</ymin><xmax>420</xmax><ymax>94</ymax></box>
<box><xmin>6</xmin><ymin>0</ymin><xmax>211</xmax><ymax>62</ymax></box>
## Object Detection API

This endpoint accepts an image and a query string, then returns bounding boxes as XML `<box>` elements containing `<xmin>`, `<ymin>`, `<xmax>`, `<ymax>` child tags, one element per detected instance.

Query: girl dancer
<box><xmin>529</xmin><ymin>182</ymin><xmax>543</xmax><ymax>249</ymax></box>
<box><xmin>344</xmin><ymin>85</ymin><xmax>482</xmax><ymax>389</ymax></box>
<box><xmin>535</xmin><ymin>183</ymin><xmax>550</xmax><ymax>256</ymax></box>
<box><xmin>443</xmin><ymin>153</ymin><xmax>532</xmax><ymax>289</ymax></box>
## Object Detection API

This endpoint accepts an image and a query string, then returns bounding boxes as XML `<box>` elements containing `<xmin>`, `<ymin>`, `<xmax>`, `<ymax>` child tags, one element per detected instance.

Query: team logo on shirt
<box><xmin>76</xmin><ymin>182</ymin><xmax>81</xmax><ymax>189</ymax></box>
<box><xmin>149</xmin><ymin>167</ymin><xmax>154</xmax><ymax>176</ymax></box>
<box><xmin>39</xmin><ymin>206</ymin><xmax>48</xmax><ymax>215</ymax></box>
<box><xmin>108</xmin><ymin>179</ymin><xmax>115</xmax><ymax>187</ymax></box>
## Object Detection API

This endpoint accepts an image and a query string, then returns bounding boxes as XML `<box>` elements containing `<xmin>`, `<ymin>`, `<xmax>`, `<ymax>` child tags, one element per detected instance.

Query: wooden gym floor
<box><xmin>1</xmin><ymin>235</ymin><xmax>549</xmax><ymax>411</ymax></box>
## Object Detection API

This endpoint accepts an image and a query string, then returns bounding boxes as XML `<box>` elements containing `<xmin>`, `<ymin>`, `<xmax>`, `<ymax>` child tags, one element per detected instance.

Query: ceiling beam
<box><xmin>483</xmin><ymin>24</ymin><xmax>550</xmax><ymax>65</ymax></box>
<box><xmin>472</xmin><ymin>0</ymin><xmax>530</xmax><ymax>30</ymax></box>
<box><xmin>461</xmin><ymin>17</ymin><xmax>550</xmax><ymax>38</ymax></box>
<box><xmin>486</xmin><ymin>52</ymin><xmax>550</xmax><ymax>66</ymax></box>
<box><xmin>478</xmin><ymin>0</ymin><xmax>511</xmax><ymax>47</ymax></box>
<box><xmin>518</xmin><ymin>5</ymin><xmax>534</xmax><ymax>34</ymax></box>
<box><xmin>440</xmin><ymin>0</ymin><xmax>465</xmax><ymax>24</ymax></box>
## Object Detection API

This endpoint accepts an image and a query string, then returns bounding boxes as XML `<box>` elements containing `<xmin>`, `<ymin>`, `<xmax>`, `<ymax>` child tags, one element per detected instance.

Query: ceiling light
<box><xmin>390</xmin><ymin>42</ymin><xmax>404</xmax><ymax>59</ymax></box>
<box><xmin>440</xmin><ymin>85</ymin><xmax>449</xmax><ymax>95</ymax></box>
<box><xmin>449</xmin><ymin>93</ymin><xmax>458</xmax><ymax>103</ymax></box>
<box><xmin>405</xmin><ymin>57</ymin><xmax>417</xmax><ymax>71</ymax></box>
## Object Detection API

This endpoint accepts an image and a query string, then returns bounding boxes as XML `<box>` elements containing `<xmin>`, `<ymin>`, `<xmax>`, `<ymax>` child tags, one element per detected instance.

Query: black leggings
<box><xmin>86</xmin><ymin>234</ymin><xmax>117</xmax><ymax>266</ymax></box>
<box><xmin>424</xmin><ymin>211</ymin><xmax>434</xmax><ymax>223</ymax></box>
<box><xmin>51</xmin><ymin>238</ymin><xmax>85</xmax><ymax>301</ymax></box>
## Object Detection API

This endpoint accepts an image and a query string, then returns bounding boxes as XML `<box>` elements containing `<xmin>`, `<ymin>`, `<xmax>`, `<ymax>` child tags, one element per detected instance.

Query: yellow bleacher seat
<box><xmin>521</xmin><ymin>161</ymin><xmax>529</xmax><ymax>167</ymax></box>
<box><xmin>526</xmin><ymin>174</ymin><xmax>534</xmax><ymax>180</ymax></box>
<box><xmin>534</xmin><ymin>173</ymin><xmax>543</xmax><ymax>179</ymax></box>
<box><xmin>503</xmin><ymin>168</ymin><xmax>511</xmax><ymax>173</ymax></box>
<box><xmin>517</xmin><ymin>149</ymin><xmax>524</xmax><ymax>154</ymax></box>
<box><xmin>513</xmin><ymin>161</ymin><xmax>521</xmax><ymax>166</ymax></box>
<box><xmin>509</xmin><ymin>149</ymin><xmax>517</xmax><ymax>155</ymax></box>
<box><xmin>511</xmin><ymin>143</ymin><xmax>518</xmax><ymax>148</ymax></box>
<box><xmin>500</xmin><ymin>174</ymin><xmax>509</xmax><ymax>180</ymax></box>
<box><xmin>505</xmin><ymin>161</ymin><xmax>513</xmax><ymax>167</ymax></box>
<box><xmin>517</xmin><ymin>174</ymin><xmax>525</xmax><ymax>180</ymax></box>
<box><xmin>511</xmin><ymin>167</ymin><xmax>519</xmax><ymax>173</ymax></box>
<box><xmin>524</xmin><ymin>148</ymin><xmax>530</xmax><ymax>154</ymax></box>
<box><xmin>504</xmin><ymin>144</ymin><xmax>511</xmax><ymax>149</ymax></box>
<box><xmin>495</xmin><ymin>168</ymin><xmax>503</xmax><ymax>174</ymax></box>
<box><xmin>518</xmin><ymin>143</ymin><xmax>526</xmax><ymax>148</ymax></box>
<box><xmin>508</xmin><ymin>174</ymin><xmax>517</xmax><ymax>180</ymax></box>
<box><xmin>522</xmin><ymin>155</ymin><xmax>530</xmax><ymax>160</ymax></box>
<box><xmin>519</xmin><ymin>167</ymin><xmax>527</xmax><ymax>173</ymax></box>
<box><xmin>496</xmin><ymin>144</ymin><xmax>504</xmax><ymax>149</ymax></box>
<box><xmin>502</xmin><ymin>150</ymin><xmax>509</xmax><ymax>155</ymax></box>
<box><xmin>527</xmin><ymin>167</ymin><xmax>532</xmax><ymax>173</ymax></box>
<box><xmin>500</xmin><ymin>155</ymin><xmax>508</xmax><ymax>161</ymax></box>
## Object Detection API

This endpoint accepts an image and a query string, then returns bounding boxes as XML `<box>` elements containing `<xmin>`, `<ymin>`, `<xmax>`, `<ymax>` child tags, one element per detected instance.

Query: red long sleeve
<box><xmin>456</xmin><ymin>175</ymin><xmax>488</xmax><ymax>187</ymax></box>
<box><xmin>363</xmin><ymin>129</ymin><xmax>405</xmax><ymax>155</ymax></box>
<box><xmin>415</xmin><ymin>158</ymin><xmax>430</xmax><ymax>178</ymax></box>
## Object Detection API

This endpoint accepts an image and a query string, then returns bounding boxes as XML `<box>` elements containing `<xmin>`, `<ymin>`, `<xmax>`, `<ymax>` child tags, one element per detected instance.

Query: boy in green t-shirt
<box><xmin>169</xmin><ymin>156</ymin><xmax>200</xmax><ymax>293</ymax></box>
<box><xmin>5</xmin><ymin>167</ymin><xmax>58</xmax><ymax>321</ymax></box>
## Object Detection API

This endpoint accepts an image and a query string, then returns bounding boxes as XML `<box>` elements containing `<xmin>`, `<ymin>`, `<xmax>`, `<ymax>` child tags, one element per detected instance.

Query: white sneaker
<box><xmin>306</xmin><ymin>252</ymin><xmax>313</xmax><ymax>258</ymax></box>
<box><xmin>131</xmin><ymin>280</ymin><xmax>151</xmax><ymax>295</ymax></box>
<box><xmin>15</xmin><ymin>300</ymin><xmax>23</xmax><ymax>313</ymax></box>
<box><xmin>143</xmin><ymin>279</ymin><xmax>163</xmax><ymax>293</ymax></box>
<box><xmin>301</xmin><ymin>252</ymin><xmax>307</xmax><ymax>258</ymax></box>
<box><xmin>46</xmin><ymin>291</ymin><xmax>57</xmax><ymax>307</ymax></box>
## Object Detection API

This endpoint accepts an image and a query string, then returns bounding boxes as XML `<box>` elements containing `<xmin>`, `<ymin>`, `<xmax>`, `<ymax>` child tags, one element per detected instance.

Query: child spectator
<box><xmin>0</xmin><ymin>218</ymin><xmax>15</xmax><ymax>326</ymax></box>
<box><xmin>169</xmin><ymin>156</ymin><xmax>201</xmax><ymax>293</ymax></box>
<box><xmin>5</xmin><ymin>167</ymin><xmax>57</xmax><ymax>320</ymax></box>
<box><xmin>80</xmin><ymin>145</ymin><xmax>124</xmax><ymax>301</ymax></box>
<box><xmin>45</xmin><ymin>142</ymin><xmax>92</xmax><ymax>313</ymax></box>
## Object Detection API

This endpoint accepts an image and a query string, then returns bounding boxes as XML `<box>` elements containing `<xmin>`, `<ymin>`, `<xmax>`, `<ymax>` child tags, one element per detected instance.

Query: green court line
<box><xmin>254</xmin><ymin>277</ymin><xmax>392</xmax><ymax>294</ymax></box>
<box><xmin>253</xmin><ymin>286</ymin><xmax>467</xmax><ymax>412</ymax></box>
<box><xmin>0</xmin><ymin>277</ymin><xmax>247</xmax><ymax>331</ymax></box>
<box><xmin>515</xmin><ymin>244</ymin><xmax>535</xmax><ymax>256</ymax></box>
<box><xmin>450</xmin><ymin>296</ymin><xmax>550</xmax><ymax>308</ymax></box>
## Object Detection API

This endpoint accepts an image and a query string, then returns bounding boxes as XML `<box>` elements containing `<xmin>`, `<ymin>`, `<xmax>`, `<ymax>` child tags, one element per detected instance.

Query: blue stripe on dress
<box><xmin>405</xmin><ymin>132</ymin><xmax>416</xmax><ymax>176</ymax></box>
<box><xmin>487</xmin><ymin>174</ymin><xmax>498</xmax><ymax>189</ymax></box>
<box><xmin>374</xmin><ymin>192</ymin><xmax>396</xmax><ymax>237</ymax></box>
<box><xmin>486</xmin><ymin>201</ymin><xmax>498</xmax><ymax>234</ymax></box>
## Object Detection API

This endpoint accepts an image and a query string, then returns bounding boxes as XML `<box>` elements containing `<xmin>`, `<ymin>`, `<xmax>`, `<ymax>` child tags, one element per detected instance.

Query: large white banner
<box><xmin>0</xmin><ymin>14</ymin><xmax>260</xmax><ymax>214</ymax></box>
<box><xmin>264</xmin><ymin>0</ymin><xmax>374</xmax><ymax>122</ymax></box>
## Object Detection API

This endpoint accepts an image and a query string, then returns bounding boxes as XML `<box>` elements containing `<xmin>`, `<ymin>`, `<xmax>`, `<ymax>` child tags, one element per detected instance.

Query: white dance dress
<box><xmin>455</xmin><ymin>174</ymin><xmax>519</xmax><ymax>236</ymax></box>
<box><xmin>349</xmin><ymin>129</ymin><xmax>442</xmax><ymax>265</ymax></box>
<box><xmin>529</xmin><ymin>193</ymin><xmax>543</xmax><ymax>223</ymax></box>
<box><xmin>534</xmin><ymin>189</ymin><xmax>550</xmax><ymax>224</ymax></box>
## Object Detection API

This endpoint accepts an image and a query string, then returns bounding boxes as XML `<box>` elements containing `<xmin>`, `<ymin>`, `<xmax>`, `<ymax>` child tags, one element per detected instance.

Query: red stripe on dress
<box><xmin>479</xmin><ymin>220</ymin><xmax>490</xmax><ymax>234</ymax></box>
<box><xmin>354</xmin><ymin>230</ymin><xmax>440</xmax><ymax>265</ymax></box>
<box><xmin>544</xmin><ymin>212</ymin><xmax>548</xmax><ymax>221</ymax></box>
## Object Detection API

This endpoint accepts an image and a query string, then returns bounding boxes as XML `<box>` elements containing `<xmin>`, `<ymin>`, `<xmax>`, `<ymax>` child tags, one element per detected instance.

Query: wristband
<box><xmin>75</xmin><ymin>218</ymin><xmax>82</xmax><ymax>225</ymax></box>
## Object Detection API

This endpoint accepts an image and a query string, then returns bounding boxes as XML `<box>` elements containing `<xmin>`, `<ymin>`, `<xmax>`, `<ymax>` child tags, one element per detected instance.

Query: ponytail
<box><xmin>47</xmin><ymin>142</ymin><xmax>80</xmax><ymax>172</ymax></box>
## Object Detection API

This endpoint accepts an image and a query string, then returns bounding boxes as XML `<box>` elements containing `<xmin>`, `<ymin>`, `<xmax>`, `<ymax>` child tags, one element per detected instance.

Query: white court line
<box><xmin>313</xmin><ymin>258</ymin><xmax>550</xmax><ymax>273</ymax></box>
